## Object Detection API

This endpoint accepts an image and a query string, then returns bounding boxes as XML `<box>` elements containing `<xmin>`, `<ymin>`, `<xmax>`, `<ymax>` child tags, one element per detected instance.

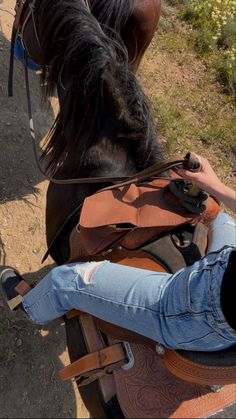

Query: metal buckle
<box><xmin>121</xmin><ymin>342</ymin><xmax>135</xmax><ymax>370</ymax></box>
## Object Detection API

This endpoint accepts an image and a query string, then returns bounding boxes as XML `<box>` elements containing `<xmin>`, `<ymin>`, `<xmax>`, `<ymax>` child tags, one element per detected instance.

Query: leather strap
<box><xmin>79</xmin><ymin>314</ymin><xmax>118</xmax><ymax>399</ymax></box>
<box><xmin>79</xmin><ymin>313</ymin><xmax>106</xmax><ymax>352</ymax></box>
<box><xmin>59</xmin><ymin>344</ymin><xmax>126</xmax><ymax>382</ymax></box>
<box><xmin>66</xmin><ymin>309</ymin><xmax>84</xmax><ymax>319</ymax></box>
<box><xmin>30</xmin><ymin>153</ymin><xmax>200</xmax><ymax>187</ymax></box>
<box><xmin>64</xmin><ymin>314</ymin><xmax>118</xmax><ymax>400</ymax></box>
<box><xmin>7</xmin><ymin>294</ymin><xmax>23</xmax><ymax>311</ymax></box>
<box><xmin>13</xmin><ymin>0</ymin><xmax>28</xmax><ymax>30</ymax></box>
<box><xmin>15</xmin><ymin>280</ymin><xmax>32</xmax><ymax>296</ymax></box>
<box><xmin>7</xmin><ymin>279</ymin><xmax>32</xmax><ymax>310</ymax></box>
<box><xmin>8</xmin><ymin>25</ymin><xmax>18</xmax><ymax>97</ymax></box>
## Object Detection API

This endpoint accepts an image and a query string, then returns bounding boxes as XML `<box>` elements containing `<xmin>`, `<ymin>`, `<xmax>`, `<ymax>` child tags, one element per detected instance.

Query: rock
<box><xmin>16</xmin><ymin>338</ymin><xmax>22</xmax><ymax>347</ymax></box>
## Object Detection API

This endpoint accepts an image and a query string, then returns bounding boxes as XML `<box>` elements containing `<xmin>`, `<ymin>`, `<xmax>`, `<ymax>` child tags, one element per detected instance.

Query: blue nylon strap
<box><xmin>14</xmin><ymin>38</ymin><xmax>39</xmax><ymax>71</ymax></box>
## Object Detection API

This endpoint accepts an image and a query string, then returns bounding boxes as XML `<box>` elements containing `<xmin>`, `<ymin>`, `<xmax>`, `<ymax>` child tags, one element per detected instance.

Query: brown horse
<box><xmin>15</xmin><ymin>0</ymin><xmax>165</xmax><ymax>416</ymax></box>
<box><xmin>12</xmin><ymin>1</ymin><xmax>236</xmax><ymax>417</ymax></box>
<box><xmin>18</xmin><ymin>0</ymin><xmax>163</xmax><ymax>264</ymax></box>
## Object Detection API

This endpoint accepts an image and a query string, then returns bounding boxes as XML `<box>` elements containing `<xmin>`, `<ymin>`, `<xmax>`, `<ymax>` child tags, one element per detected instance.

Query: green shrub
<box><xmin>167</xmin><ymin>0</ymin><xmax>186</xmax><ymax>6</ymax></box>
<box><xmin>220</xmin><ymin>18</ymin><xmax>236</xmax><ymax>49</ymax></box>
<box><xmin>181</xmin><ymin>3</ymin><xmax>197</xmax><ymax>22</ymax></box>
<box><xmin>193</xmin><ymin>28</ymin><xmax>217</xmax><ymax>54</ymax></box>
<box><xmin>215</xmin><ymin>53</ymin><xmax>236</xmax><ymax>95</ymax></box>
<box><xmin>178</xmin><ymin>0</ymin><xmax>236</xmax><ymax>97</ymax></box>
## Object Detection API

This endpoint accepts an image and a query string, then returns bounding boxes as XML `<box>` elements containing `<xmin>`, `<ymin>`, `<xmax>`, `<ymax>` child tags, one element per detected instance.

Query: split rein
<box><xmin>8</xmin><ymin>0</ymin><xmax>201</xmax><ymax>191</ymax></box>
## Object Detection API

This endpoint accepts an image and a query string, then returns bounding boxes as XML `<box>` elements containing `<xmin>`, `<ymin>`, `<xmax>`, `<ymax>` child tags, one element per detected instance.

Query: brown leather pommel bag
<box><xmin>79</xmin><ymin>179</ymin><xmax>219</xmax><ymax>255</ymax></box>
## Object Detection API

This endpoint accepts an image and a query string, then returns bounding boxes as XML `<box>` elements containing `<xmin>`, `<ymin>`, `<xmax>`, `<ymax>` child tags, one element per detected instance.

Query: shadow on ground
<box><xmin>0</xmin><ymin>27</ymin><xmax>54</xmax><ymax>205</ymax></box>
<box><xmin>0</xmin><ymin>264</ymin><xmax>81</xmax><ymax>418</ymax></box>
<box><xmin>0</xmin><ymin>4</ymin><xmax>85</xmax><ymax>415</ymax></box>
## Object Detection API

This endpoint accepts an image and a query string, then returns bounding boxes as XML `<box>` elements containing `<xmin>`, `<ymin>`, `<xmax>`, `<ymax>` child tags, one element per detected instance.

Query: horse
<box><xmin>17</xmin><ymin>0</ymin><xmax>163</xmax><ymax>265</ymax></box>
<box><xmin>11</xmin><ymin>0</ymin><xmax>236</xmax><ymax>417</ymax></box>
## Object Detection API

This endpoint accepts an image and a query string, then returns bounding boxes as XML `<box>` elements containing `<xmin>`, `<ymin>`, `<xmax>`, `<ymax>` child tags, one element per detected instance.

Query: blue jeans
<box><xmin>23</xmin><ymin>213</ymin><xmax>236</xmax><ymax>351</ymax></box>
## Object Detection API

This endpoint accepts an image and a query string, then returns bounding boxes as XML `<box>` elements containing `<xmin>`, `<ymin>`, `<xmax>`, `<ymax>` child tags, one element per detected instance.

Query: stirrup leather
<box><xmin>65</xmin><ymin>309</ymin><xmax>236</xmax><ymax>386</ymax></box>
<box><xmin>60</xmin><ymin>344</ymin><xmax>127</xmax><ymax>386</ymax></box>
<box><xmin>7</xmin><ymin>279</ymin><xmax>32</xmax><ymax>310</ymax></box>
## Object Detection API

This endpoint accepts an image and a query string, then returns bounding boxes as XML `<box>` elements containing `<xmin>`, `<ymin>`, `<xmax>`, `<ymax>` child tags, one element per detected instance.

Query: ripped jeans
<box><xmin>23</xmin><ymin>213</ymin><xmax>236</xmax><ymax>351</ymax></box>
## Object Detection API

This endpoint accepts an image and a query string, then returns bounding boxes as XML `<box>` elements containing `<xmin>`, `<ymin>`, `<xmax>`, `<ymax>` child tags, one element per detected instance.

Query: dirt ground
<box><xmin>0</xmin><ymin>1</ymin><xmax>235</xmax><ymax>418</ymax></box>
<box><xmin>0</xmin><ymin>0</ymin><xmax>89</xmax><ymax>417</ymax></box>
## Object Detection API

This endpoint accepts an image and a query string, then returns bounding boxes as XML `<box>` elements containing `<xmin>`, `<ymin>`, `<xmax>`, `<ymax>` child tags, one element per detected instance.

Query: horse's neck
<box><xmin>46</xmin><ymin>126</ymin><xmax>160</xmax><ymax>251</ymax></box>
<box><xmin>59</xmin><ymin>126</ymin><xmax>148</xmax><ymax>180</ymax></box>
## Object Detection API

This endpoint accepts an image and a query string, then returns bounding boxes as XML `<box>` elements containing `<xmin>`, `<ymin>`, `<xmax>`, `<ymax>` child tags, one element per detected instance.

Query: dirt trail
<box><xmin>0</xmin><ymin>1</ymin><xmax>88</xmax><ymax>417</ymax></box>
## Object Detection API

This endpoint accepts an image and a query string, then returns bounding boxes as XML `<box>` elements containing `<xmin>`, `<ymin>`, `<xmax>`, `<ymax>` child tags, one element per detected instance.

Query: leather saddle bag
<box><xmin>79</xmin><ymin>178</ymin><xmax>219</xmax><ymax>255</ymax></box>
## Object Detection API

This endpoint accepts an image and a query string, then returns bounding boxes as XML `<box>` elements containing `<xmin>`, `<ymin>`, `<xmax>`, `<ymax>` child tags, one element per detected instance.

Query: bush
<box><xmin>193</xmin><ymin>28</ymin><xmax>217</xmax><ymax>54</ymax></box>
<box><xmin>215</xmin><ymin>53</ymin><xmax>236</xmax><ymax>93</ymax></box>
<box><xmin>180</xmin><ymin>0</ymin><xmax>236</xmax><ymax>96</ymax></box>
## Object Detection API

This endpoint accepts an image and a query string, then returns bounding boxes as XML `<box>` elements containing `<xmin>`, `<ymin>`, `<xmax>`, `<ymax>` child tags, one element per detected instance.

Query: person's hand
<box><xmin>176</xmin><ymin>154</ymin><xmax>223</xmax><ymax>197</ymax></box>
<box><xmin>176</xmin><ymin>153</ymin><xmax>236</xmax><ymax>213</ymax></box>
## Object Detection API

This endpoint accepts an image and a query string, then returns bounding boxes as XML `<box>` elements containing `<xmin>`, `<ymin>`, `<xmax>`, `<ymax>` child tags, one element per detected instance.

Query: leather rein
<box><xmin>8</xmin><ymin>0</ymin><xmax>201</xmax><ymax>190</ymax></box>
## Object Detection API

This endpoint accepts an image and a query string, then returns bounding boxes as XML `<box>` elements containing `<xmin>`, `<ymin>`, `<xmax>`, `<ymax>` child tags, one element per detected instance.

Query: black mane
<box><xmin>35</xmin><ymin>0</ymin><xmax>163</xmax><ymax>176</ymax></box>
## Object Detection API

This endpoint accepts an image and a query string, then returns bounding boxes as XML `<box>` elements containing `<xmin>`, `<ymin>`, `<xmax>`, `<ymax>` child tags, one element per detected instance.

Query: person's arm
<box><xmin>213</xmin><ymin>184</ymin><xmax>236</xmax><ymax>214</ymax></box>
<box><xmin>177</xmin><ymin>155</ymin><xmax>236</xmax><ymax>214</ymax></box>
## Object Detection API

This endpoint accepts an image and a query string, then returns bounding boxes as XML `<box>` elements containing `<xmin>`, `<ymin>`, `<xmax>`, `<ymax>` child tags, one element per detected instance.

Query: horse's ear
<box><xmin>122</xmin><ymin>0</ymin><xmax>162</xmax><ymax>72</ymax></box>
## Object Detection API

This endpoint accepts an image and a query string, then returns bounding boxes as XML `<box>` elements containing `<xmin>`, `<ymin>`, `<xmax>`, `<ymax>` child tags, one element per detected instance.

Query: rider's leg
<box><xmin>1</xmin><ymin>214</ymin><xmax>235</xmax><ymax>351</ymax></box>
<box><xmin>17</xmin><ymin>246</ymin><xmax>236</xmax><ymax>351</ymax></box>
<box><xmin>207</xmin><ymin>212</ymin><xmax>236</xmax><ymax>253</ymax></box>
<box><xmin>221</xmin><ymin>249</ymin><xmax>236</xmax><ymax>330</ymax></box>
<box><xmin>204</xmin><ymin>212</ymin><xmax>236</xmax><ymax>329</ymax></box>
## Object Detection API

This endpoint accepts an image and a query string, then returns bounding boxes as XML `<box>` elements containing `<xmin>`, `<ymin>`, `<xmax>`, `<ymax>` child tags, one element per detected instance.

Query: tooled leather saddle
<box><xmin>15</xmin><ymin>174</ymin><xmax>236</xmax><ymax>418</ymax></box>
<box><xmin>58</xmin><ymin>176</ymin><xmax>236</xmax><ymax>418</ymax></box>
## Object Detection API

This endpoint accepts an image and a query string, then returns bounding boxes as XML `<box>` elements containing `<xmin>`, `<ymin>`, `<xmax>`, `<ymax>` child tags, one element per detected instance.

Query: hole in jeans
<box><xmin>78</xmin><ymin>261</ymin><xmax>106</xmax><ymax>284</ymax></box>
